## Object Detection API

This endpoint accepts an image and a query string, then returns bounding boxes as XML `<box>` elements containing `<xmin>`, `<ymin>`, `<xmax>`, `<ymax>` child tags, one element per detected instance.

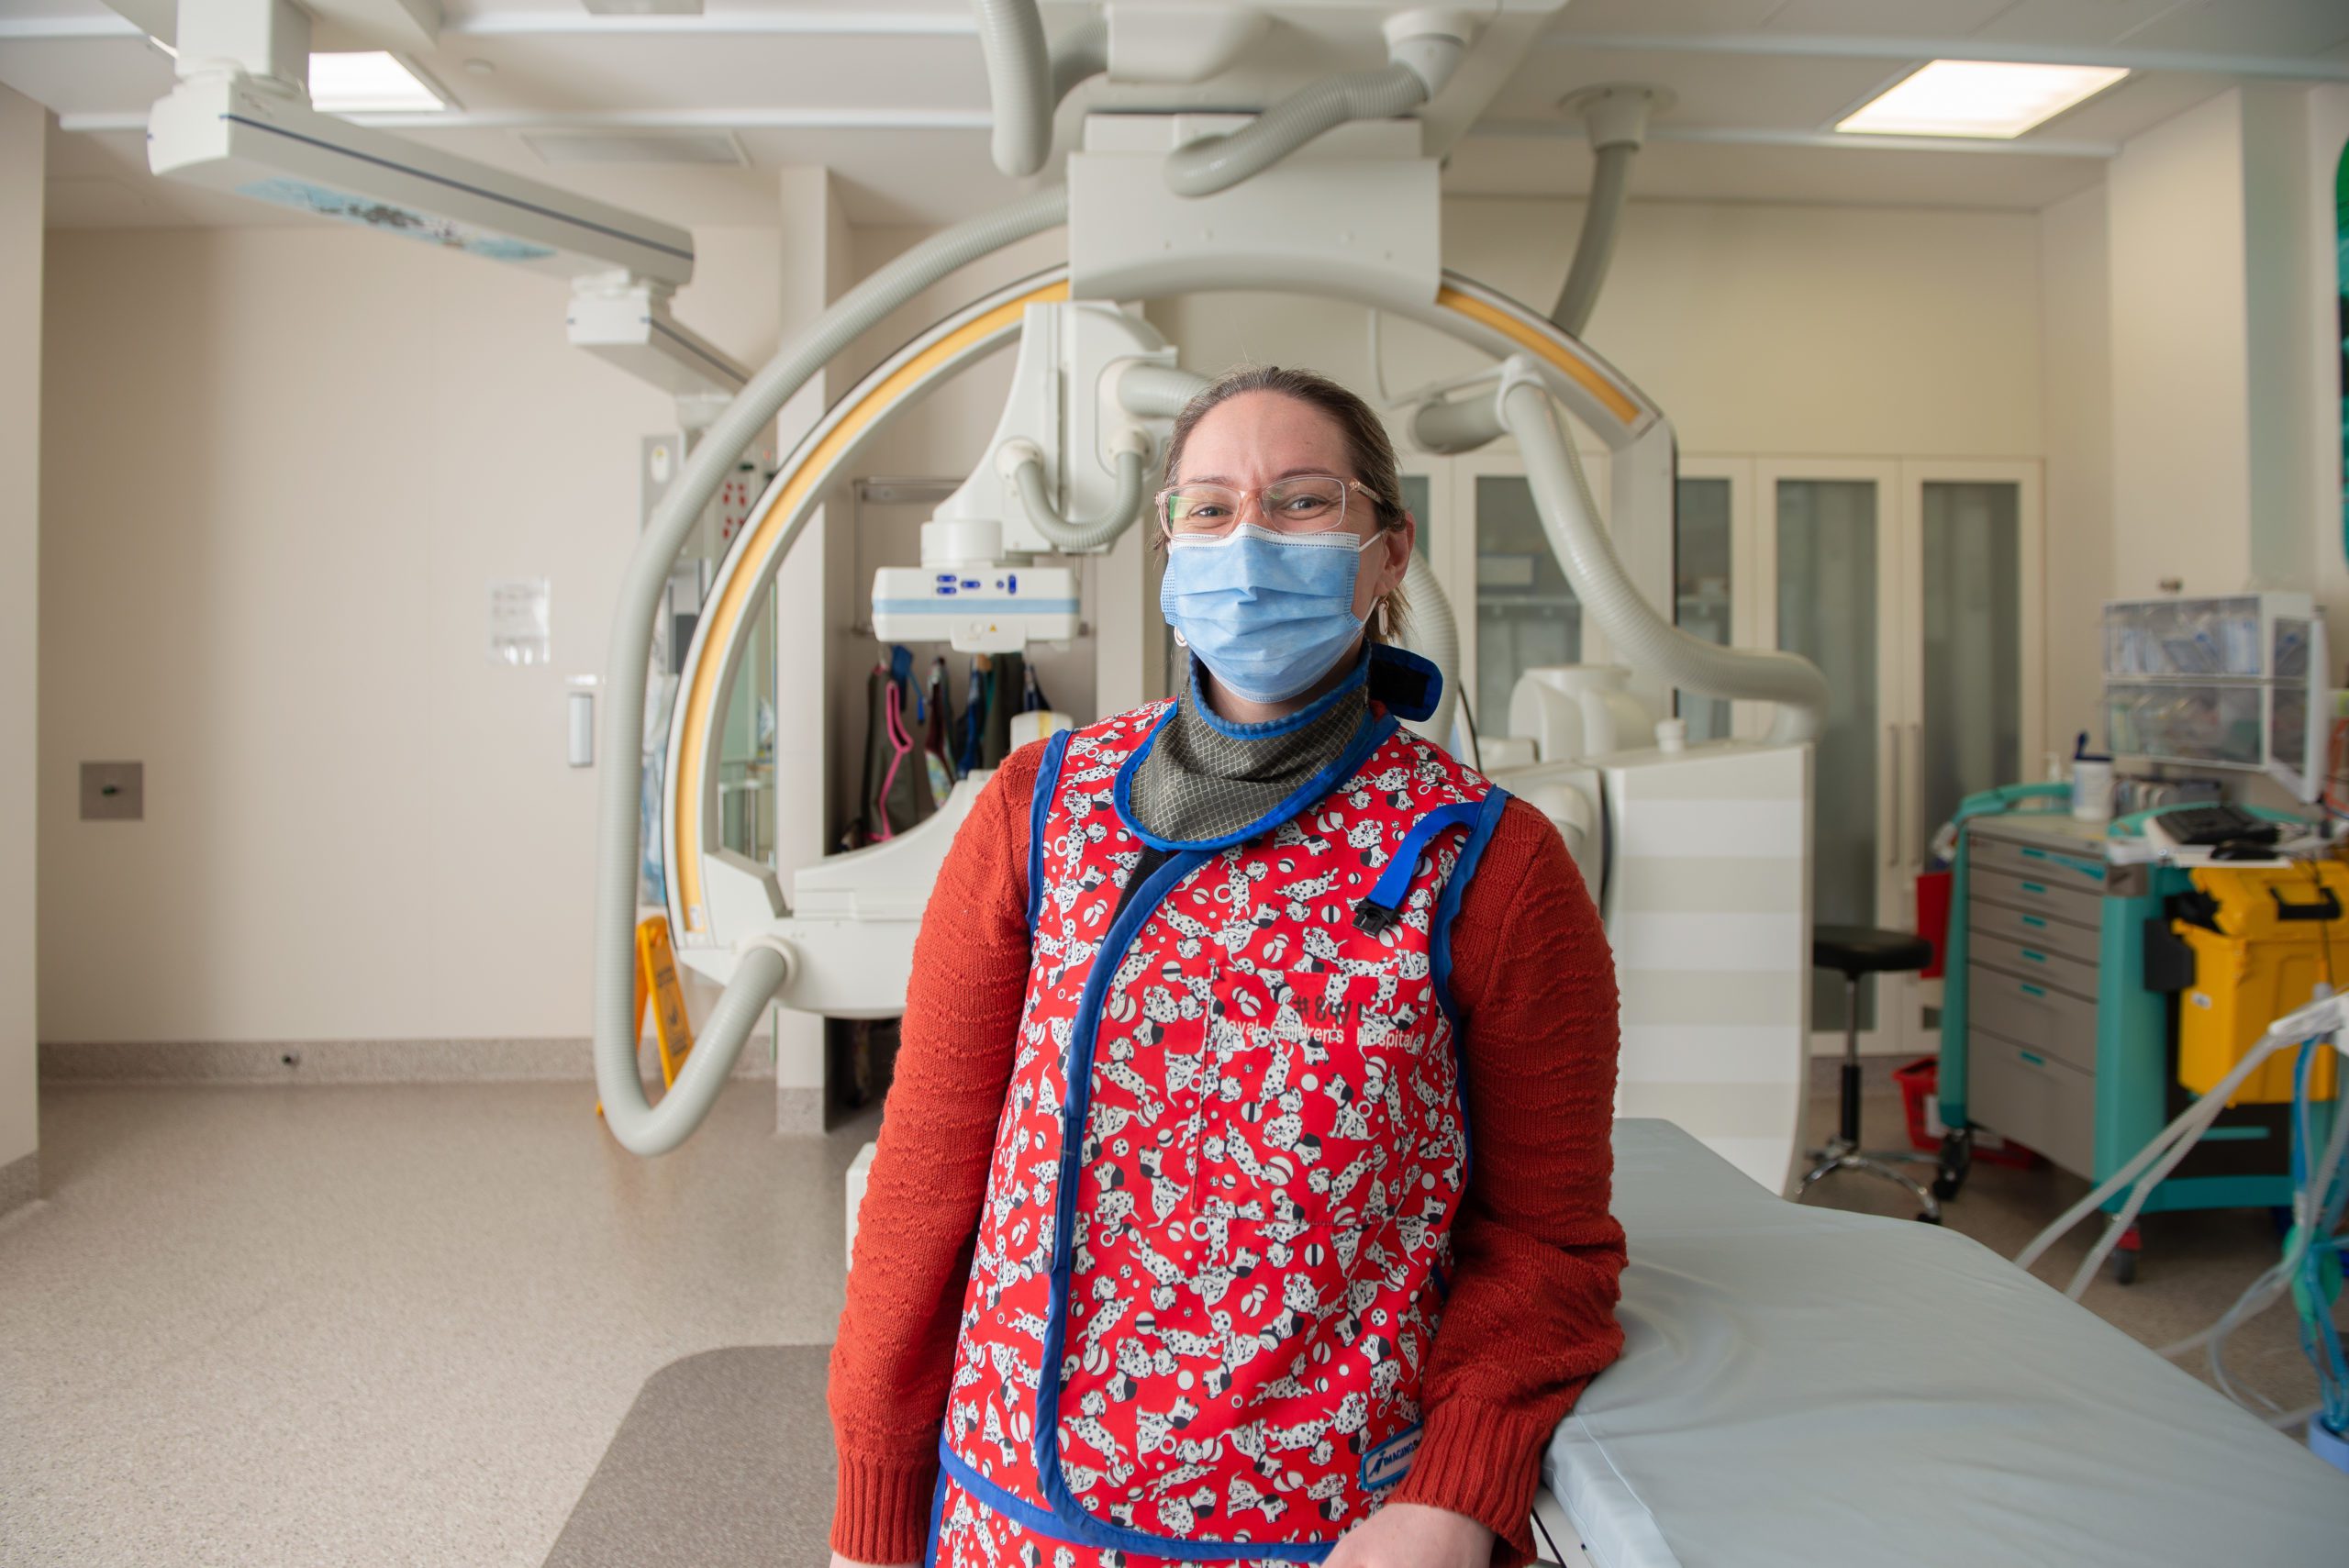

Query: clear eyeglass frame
<box><xmin>1155</xmin><ymin>475</ymin><xmax>1376</xmax><ymax>539</ymax></box>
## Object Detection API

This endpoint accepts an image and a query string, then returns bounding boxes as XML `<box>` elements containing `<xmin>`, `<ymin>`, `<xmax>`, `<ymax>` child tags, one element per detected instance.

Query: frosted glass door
<box><xmin>1918</xmin><ymin>481</ymin><xmax>2023</xmax><ymax>838</ymax></box>
<box><xmin>1764</xmin><ymin>466</ymin><xmax>1900</xmax><ymax>1044</ymax></box>
<box><xmin>1473</xmin><ymin>473</ymin><xmax>1582</xmax><ymax>732</ymax></box>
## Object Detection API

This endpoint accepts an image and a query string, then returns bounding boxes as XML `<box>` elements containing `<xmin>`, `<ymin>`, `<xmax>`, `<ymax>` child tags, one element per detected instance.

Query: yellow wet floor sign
<box><xmin>599</xmin><ymin>916</ymin><xmax>695</xmax><ymax>1117</ymax></box>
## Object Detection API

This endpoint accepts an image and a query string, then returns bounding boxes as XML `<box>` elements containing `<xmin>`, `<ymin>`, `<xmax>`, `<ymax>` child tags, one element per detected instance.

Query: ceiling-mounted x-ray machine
<box><xmin>135</xmin><ymin>0</ymin><xmax>1829</xmax><ymax>1194</ymax></box>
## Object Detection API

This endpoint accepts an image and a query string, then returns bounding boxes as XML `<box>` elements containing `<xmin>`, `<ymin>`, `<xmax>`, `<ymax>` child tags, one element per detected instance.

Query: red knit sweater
<box><xmin>828</xmin><ymin>738</ymin><xmax>1626</xmax><ymax>1567</ymax></box>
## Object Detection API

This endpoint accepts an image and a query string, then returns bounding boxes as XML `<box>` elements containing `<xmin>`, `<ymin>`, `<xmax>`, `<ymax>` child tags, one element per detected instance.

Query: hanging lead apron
<box><xmin>928</xmin><ymin>693</ymin><xmax>1508</xmax><ymax>1566</ymax></box>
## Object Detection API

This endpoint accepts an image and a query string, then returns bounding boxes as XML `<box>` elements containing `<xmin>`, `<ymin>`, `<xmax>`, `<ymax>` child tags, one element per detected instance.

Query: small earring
<box><xmin>1375</xmin><ymin>602</ymin><xmax>1389</xmax><ymax>637</ymax></box>
<box><xmin>1172</xmin><ymin>628</ymin><xmax>1188</xmax><ymax>648</ymax></box>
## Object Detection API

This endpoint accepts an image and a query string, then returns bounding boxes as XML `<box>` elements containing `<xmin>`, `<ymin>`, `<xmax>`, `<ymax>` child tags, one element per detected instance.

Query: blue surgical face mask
<box><xmin>1159</xmin><ymin>523</ymin><xmax>1380</xmax><ymax>705</ymax></box>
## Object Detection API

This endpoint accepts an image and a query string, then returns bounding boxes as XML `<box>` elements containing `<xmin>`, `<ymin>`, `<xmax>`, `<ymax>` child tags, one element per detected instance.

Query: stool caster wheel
<box><xmin>1915</xmin><ymin>1211</ymin><xmax>1943</xmax><ymax>1226</ymax></box>
<box><xmin>1931</xmin><ymin>1175</ymin><xmax>1960</xmax><ymax>1202</ymax></box>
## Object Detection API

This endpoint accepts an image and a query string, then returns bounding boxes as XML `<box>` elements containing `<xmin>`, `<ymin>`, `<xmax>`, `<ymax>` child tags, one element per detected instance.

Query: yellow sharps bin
<box><xmin>2173</xmin><ymin>862</ymin><xmax>2349</xmax><ymax>1105</ymax></box>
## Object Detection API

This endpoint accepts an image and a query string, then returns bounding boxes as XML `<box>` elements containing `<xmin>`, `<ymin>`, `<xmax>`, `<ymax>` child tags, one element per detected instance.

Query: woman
<box><xmin>829</xmin><ymin>366</ymin><xmax>1625</xmax><ymax>1568</ymax></box>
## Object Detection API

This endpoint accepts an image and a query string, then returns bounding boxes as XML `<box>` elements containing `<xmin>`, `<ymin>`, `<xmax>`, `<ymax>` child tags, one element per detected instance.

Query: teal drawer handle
<box><xmin>2021</xmin><ymin>881</ymin><xmax>2049</xmax><ymax>895</ymax></box>
<box><xmin>2022</xmin><ymin>847</ymin><xmax>2049</xmax><ymax>860</ymax></box>
<box><xmin>2021</xmin><ymin>915</ymin><xmax>2048</xmax><ymax>929</ymax></box>
<box><xmin>2020</xmin><ymin>982</ymin><xmax>2048</xmax><ymax>997</ymax></box>
<box><xmin>2021</xmin><ymin>1050</ymin><xmax>2047</xmax><ymax>1066</ymax></box>
<box><xmin>2020</xmin><ymin>949</ymin><xmax>2047</xmax><ymax>963</ymax></box>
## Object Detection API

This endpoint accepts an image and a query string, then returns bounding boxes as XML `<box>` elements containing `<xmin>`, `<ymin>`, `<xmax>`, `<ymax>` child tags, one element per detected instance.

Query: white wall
<box><xmin>2039</xmin><ymin>184</ymin><xmax>2114</xmax><ymax>755</ymax></box>
<box><xmin>0</xmin><ymin>86</ymin><xmax>43</xmax><ymax>1197</ymax></box>
<box><xmin>2108</xmin><ymin>90</ymin><xmax>2259</xmax><ymax>598</ymax></box>
<box><xmin>1145</xmin><ymin>195</ymin><xmax>2044</xmax><ymax>459</ymax></box>
<box><xmin>38</xmin><ymin>220</ymin><xmax>784</xmax><ymax>1049</ymax></box>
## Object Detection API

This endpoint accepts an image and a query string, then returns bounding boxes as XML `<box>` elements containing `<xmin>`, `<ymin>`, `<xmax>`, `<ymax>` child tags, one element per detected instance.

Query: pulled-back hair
<box><xmin>1159</xmin><ymin>364</ymin><xmax>1412</xmax><ymax>640</ymax></box>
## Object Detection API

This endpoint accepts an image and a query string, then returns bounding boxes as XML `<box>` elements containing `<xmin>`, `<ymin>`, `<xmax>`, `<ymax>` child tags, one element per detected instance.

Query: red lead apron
<box><xmin>930</xmin><ymin>682</ymin><xmax>1507</xmax><ymax>1567</ymax></box>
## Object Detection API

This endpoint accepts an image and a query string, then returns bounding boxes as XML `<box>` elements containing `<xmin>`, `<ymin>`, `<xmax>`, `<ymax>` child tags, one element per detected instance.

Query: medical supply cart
<box><xmin>1937</xmin><ymin>806</ymin><xmax>2328</xmax><ymax>1282</ymax></box>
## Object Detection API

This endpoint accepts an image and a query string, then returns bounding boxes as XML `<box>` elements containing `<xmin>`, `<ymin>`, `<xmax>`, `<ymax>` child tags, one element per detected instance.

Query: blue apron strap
<box><xmin>1353</xmin><ymin>800</ymin><xmax>1484</xmax><ymax>936</ymax></box>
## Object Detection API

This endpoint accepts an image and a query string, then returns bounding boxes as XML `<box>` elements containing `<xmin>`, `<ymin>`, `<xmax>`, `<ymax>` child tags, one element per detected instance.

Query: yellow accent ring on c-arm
<box><xmin>670</xmin><ymin>274</ymin><xmax>1649</xmax><ymax>932</ymax></box>
<box><xmin>673</xmin><ymin>278</ymin><xmax>1071</xmax><ymax>931</ymax></box>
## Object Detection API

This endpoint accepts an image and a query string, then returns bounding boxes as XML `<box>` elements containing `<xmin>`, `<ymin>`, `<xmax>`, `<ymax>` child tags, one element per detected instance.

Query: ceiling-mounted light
<box><xmin>1836</xmin><ymin>60</ymin><xmax>2128</xmax><ymax>139</ymax></box>
<box><xmin>307</xmin><ymin>52</ymin><xmax>448</xmax><ymax>114</ymax></box>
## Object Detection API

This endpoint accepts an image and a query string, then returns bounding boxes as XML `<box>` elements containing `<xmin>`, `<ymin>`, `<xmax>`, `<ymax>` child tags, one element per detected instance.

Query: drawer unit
<box><xmin>1969</xmin><ymin>962</ymin><xmax>2099</xmax><ymax>1075</ymax></box>
<box><xmin>1969</xmin><ymin>863</ymin><xmax>2103</xmax><ymax>934</ymax></box>
<box><xmin>1970</xmin><ymin>931</ymin><xmax>2099</xmax><ymax>1003</ymax></box>
<box><xmin>1968</xmin><ymin>832</ymin><xmax>2110</xmax><ymax>897</ymax></box>
<box><xmin>1966</xmin><ymin>896</ymin><xmax>2101</xmax><ymax>965</ymax></box>
<box><xmin>1970</xmin><ymin>1029</ymin><xmax>2097</xmax><ymax>1180</ymax></box>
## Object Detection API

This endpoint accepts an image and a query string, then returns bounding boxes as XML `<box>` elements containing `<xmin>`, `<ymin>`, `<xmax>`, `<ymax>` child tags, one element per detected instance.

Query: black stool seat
<box><xmin>1813</xmin><ymin>924</ymin><xmax>1933</xmax><ymax>979</ymax></box>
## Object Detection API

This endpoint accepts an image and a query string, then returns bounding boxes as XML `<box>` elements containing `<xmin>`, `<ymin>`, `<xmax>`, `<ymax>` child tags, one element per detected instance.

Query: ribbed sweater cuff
<box><xmin>829</xmin><ymin>1448</ymin><xmax>937</xmax><ymax>1566</ymax></box>
<box><xmin>1386</xmin><ymin>1401</ymin><xmax>1555</xmax><ymax>1568</ymax></box>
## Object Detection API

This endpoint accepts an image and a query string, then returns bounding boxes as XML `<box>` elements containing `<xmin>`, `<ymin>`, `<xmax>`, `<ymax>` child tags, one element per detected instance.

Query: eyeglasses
<box><xmin>1155</xmin><ymin>475</ymin><xmax>1376</xmax><ymax>539</ymax></box>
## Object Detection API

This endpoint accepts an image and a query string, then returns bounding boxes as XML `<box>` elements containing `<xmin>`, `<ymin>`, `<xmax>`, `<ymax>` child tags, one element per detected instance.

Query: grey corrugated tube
<box><xmin>1497</xmin><ymin>375</ymin><xmax>1829</xmax><ymax>745</ymax></box>
<box><xmin>1050</xmin><ymin>12</ymin><xmax>1108</xmax><ymax>106</ymax></box>
<box><xmin>1551</xmin><ymin>141</ymin><xmax>1636</xmax><ymax>338</ymax></box>
<box><xmin>594</xmin><ymin>186</ymin><xmax>1071</xmax><ymax>1157</ymax></box>
<box><xmin>1163</xmin><ymin>61</ymin><xmax>1436</xmax><ymax>198</ymax></box>
<box><xmin>1397</xmin><ymin>551</ymin><xmax>1463</xmax><ymax>760</ymax></box>
<box><xmin>1011</xmin><ymin>446</ymin><xmax>1149</xmax><ymax>552</ymax></box>
<box><xmin>974</xmin><ymin>0</ymin><xmax>1053</xmax><ymax>177</ymax></box>
<box><xmin>1117</xmin><ymin>361</ymin><xmax>1210</xmax><ymax>420</ymax></box>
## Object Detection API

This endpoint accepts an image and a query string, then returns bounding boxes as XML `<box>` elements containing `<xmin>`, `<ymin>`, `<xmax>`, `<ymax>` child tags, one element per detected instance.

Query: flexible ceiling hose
<box><xmin>1050</xmin><ymin>12</ymin><xmax>1108</xmax><ymax>106</ymax></box>
<box><xmin>594</xmin><ymin>186</ymin><xmax>1071</xmax><ymax>1157</ymax></box>
<box><xmin>1117</xmin><ymin>361</ymin><xmax>1210</xmax><ymax>420</ymax></box>
<box><xmin>973</xmin><ymin>0</ymin><xmax>1053</xmax><ymax>178</ymax></box>
<box><xmin>1551</xmin><ymin>140</ymin><xmax>1635</xmax><ymax>338</ymax></box>
<box><xmin>1163</xmin><ymin>60</ymin><xmax>1438</xmax><ymax>198</ymax></box>
<box><xmin>1498</xmin><ymin>375</ymin><xmax>1830</xmax><ymax>745</ymax></box>
<box><xmin>1397</xmin><ymin>550</ymin><xmax>1461</xmax><ymax>757</ymax></box>
<box><xmin>1011</xmin><ymin>446</ymin><xmax>1149</xmax><ymax>552</ymax></box>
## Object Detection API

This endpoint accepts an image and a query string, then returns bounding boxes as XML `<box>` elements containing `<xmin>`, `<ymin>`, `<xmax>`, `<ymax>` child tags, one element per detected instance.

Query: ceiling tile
<box><xmin>1761</xmin><ymin>0</ymin><xmax>2020</xmax><ymax>37</ymax></box>
<box><xmin>2121</xmin><ymin>0</ymin><xmax>2349</xmax><ymax>56</ymax></box>
<box><xmin>1543</xmin><ymin>0</ymin><xmax>1791</xmax><ymax>35</ymax></box>
<box><xmin>1965</xmin><ymin>0</ymin><xmax>2188</xmax><ymax>48</ymax></box>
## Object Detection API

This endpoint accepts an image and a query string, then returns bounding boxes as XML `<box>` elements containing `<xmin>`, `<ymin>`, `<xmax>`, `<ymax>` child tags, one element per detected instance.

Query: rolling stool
<box><xmin>1801</xmin><ymin>925</ymin><xmax>1942</xmax><ymax>1223</ymax></box>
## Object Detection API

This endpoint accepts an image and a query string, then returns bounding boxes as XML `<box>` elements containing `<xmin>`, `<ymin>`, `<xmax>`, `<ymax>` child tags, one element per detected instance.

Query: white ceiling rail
<box><xmin>1542</xmin><ymin>30</ymin><xmax>2349</xmax><ymax>84</ymax></box>
<box><xmin>0</xmin><ymin>6</ymin><xmax>980</xmax><ymax>42</ymax></box>
<box><xmin>56</xmin><ymin>107</ymin><xmax>2108</xmax><ymax>151</ymax></box>
<box><xmin>1475</xmin><ymin>119</ymin><xmax>2118</xmax><ymax>159</ymax></box>
<box><xmin>442</xmin><ymin>10</ymin><xmax>979</xmax><ymax>37</ymax></box>
<box><xmin>58</xmin><ymin>106</ymin><xmax>996</xmax><ymax>133</ymax></box>
<box><xmin>0</xmin><ymin>15</ymin><xmax>147</xmax><ymax>39</ymax></box>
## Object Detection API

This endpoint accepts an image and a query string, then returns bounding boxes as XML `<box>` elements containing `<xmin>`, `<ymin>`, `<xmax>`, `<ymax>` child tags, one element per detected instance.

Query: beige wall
<box><xmin>2039</xmin><ymin>184</ymin><xmax>2114</xmax><ymax>758</ymax></box>
<box><xmin>1</xmin><ymin>86</ymin><xmax>43</xmax><ymax>1186</ymax></box>
<box><xmin>2108</xmin><ymin>90</ymin><xmax>2256</xmax><ymax>598</ymax></box>
<box><xmin>39</xmin><ymin>220</ymin><xmax>783</xmax><ymax>1048</ymax></box>
<box><xmin>1145</xmin><ymin>195</ymin><xmax>2044</xmax><ymax>459</ymax></box>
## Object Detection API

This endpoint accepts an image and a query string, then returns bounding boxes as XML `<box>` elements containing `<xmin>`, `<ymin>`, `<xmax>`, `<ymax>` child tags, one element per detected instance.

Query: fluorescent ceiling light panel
<box><xmin>1836</xmin><ymin>60</ymin><xmax>2127</xmax><ymax>139</ymax></box>
<box><xmin>308</xmin><ymin>52</ymin><xmax>447</xmax><ymax>113</ymax></box>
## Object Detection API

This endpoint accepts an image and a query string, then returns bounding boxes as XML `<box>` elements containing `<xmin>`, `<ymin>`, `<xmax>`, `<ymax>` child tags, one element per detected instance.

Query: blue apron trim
<box><xmin>938</xmin><ymin>1438</ymin><xmax>1329</xmax><ymax>1563</ymax></box>
<box><xmin>1028</xmin><ymin>845</ymin><xmax>1341</xmax><ymax>1563</ymax></box>
<box><xmin>923</xmin><ymin>1460</ymin><xmax>950</xmax><ymax>1568</ymax></box>
<box><xmin>1027</xmin><ymin>727</ymin><xmax>1074</xmax><ymax>936</ymax></box>
<box><xmin>1366</xmin><ymin>643</ymin><xmax>1443</xmax><ymax>724</ymax></box>
<box><xmin>1188</xmin><ymin>648</ymin><xmax>1369</xmax><ymax>740</ymax></box>
<box><xmin>1430</xmin><ymin>787</ymin><xmax>1511</xmax><ymax>1187</ymax></box>
<box><xmin>1112</xmin><ymin>711</ymin><xmax>1401</xmax><ymax>852</ymax></box>
<box><xmin>1353</xmin><ymin>800</ymin><xmax>1484</xmax><ymax>935</ymax></box>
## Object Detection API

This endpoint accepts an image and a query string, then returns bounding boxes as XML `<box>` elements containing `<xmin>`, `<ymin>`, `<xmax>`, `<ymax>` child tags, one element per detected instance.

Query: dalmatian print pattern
<box><xmin>936</xmin><ymin>703</ymin><xmax>1494</xmax><ymax>1563</ymax></box>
